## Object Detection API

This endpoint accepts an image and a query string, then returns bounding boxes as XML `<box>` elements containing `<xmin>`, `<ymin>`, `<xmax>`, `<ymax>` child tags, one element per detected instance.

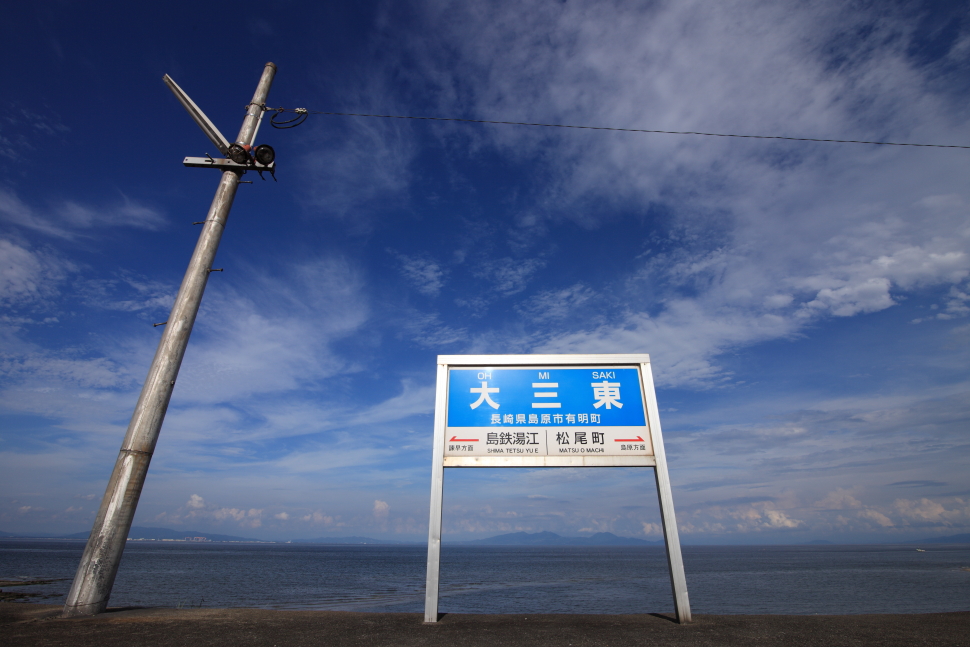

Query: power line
<box><xmin>268</xmin><ymin>107</ymin><xmax>969</xmax><ymax>149</ymax></box>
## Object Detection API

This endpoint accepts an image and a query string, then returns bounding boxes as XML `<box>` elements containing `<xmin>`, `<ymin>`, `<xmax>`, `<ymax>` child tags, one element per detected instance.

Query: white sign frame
<box><xmin>424</xmin><ymin>354</ymin><xmax>691</xmax><ymax>623</ymax></box>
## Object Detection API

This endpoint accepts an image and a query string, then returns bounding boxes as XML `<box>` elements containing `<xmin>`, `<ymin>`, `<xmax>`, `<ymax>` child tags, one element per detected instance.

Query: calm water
<box><xmin>1</xmin><ymin>541</ymin><xmax>968</xmax><ymax>614</ymax></box>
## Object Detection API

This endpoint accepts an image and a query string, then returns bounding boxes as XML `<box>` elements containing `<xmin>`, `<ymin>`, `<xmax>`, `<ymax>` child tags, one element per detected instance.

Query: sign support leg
<box><xmin>424</xmin><ymin>363</ymin><xmax>448</xmax><ymax>622</ymax></box>
<box><xmin>642</xmin><ymin>363</ymin><xmax>692</xmax><ymax>623</ymax></box>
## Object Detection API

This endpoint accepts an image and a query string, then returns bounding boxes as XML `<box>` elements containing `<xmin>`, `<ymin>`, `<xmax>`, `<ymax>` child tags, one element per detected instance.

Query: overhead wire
<box><xmin>267</xmin><ymin>106</ymin><xmax>969</xmax><ymax>149</ymax></box>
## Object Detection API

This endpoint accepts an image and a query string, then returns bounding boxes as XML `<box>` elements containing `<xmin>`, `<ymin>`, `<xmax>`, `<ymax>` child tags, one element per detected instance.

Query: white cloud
<box><xmin>678</xmin><ymin>499</ymin><xmax>805</xmax><ymax>534</ymax></box>
<box><xmin>763</xmin><ymin>294</ymin><xmax>794</xmax><ymax>309</ymax></box>
<box><xmin>516</xmin><ymin>283</ymin><xmax>595</xmax><ymax>321</ymax></box>
<box><xmin>0</xmin><ymin>189</ymin><xmax>165</xmax><ymax>238</ymax></box>
<box><xmin>763</xmin><ymin>510</ymin><xmax>802</xmax><ymax>529</ymax></box>
<box><xmin>393</xmin><ymin>252</ymin><xmax>446</xmax><ymax>296</ymax></box>
<box><xmin>474</xmin><ymin>257</ymin><xmax>546</xmax><ymax>297</ymax></box>
<box><xmin>391</xmin><ymin>0</ymin><xmax>970</xmax><ymax>387</ymax></box>
<box><xmin>858</xmin><ymin>509</ymin><xmax>894</xmax><ymax>527</ymax></box>
<box><xmin>173</xmin><ymin>257</ymin><xmax>369</xmax><ymax>404</ymax></box>
<box><xmin>0</xmin><ymin>353</ymin><xmax>133</xmax><ymax>391</ymax></box>
<box><xmin>396</xmin><ymin>309</ymin><xmax>466</xmax><ymax>347</ymax></box>
<box><xmin>534</xmin><ymin>303</ymin><xmax>795</xmax><ymax>387</ymax></box>
<box><xmin>3</xmin><ymin>1</ymin><xmax>968</xmax><ymax>542</ymax></box>
<box><xmin>301</xmin><ymin>511</ymin><xmax>335</xmax><ymax>524</ymax></box>
<box><xmin>941</xmin><ymin>286</ymin><xmax>970</xmax><ymax>319</ymax></box>
<box><xmin>641</xmin><ymin>522</ymin><xmax>661</xmax><ymax>536</ymax></box>
<box><xmin>299</xmin><ymin>106</ymin><xmax>416</xmax><ymax>228</ymax></box>
<box><xmin>342</xmin><ymin>379</ymin><xmax>435</xmax><ymax>427</ymax></box>
<box><xmin>156</xmin><ymin>494</ymin><xmax>265</xmax><ymax>529</ymax></box>
<box><xmin>894</xmin><ymin>498</ymin><xmax>970</xmax><ymax>525</ymax></box>
<box><xmin>0</xmin><ymin>190</ymin><xmax>65</xmax><ymax>238</ymax></box>
<box><xmin>804</xmin><ymin>277</ymin><xmax>894</xmax><ymax>317</ymax></box>
<box><xmin>0</xmin><ymin>238</ymin><xmax>74</xmax><ymax>306</ymax></box>
<box><xmin>56</xmin><ymin>194</ymin><xmax>166</xmax><ymax>230</ymax></box>
<box><xmin>77</xmin><ymin>273</ymin><xmax>175</xmax><ymax>315</ymax></box>
<box><xmin>659</xmin><ymin>383</ymin><xmax>970</xmax><ymax>539</ymax></box>
<box><xmin>814</xmin><ymin>490</ymin><xmax>863</xmax><ymax>511</ymax></box>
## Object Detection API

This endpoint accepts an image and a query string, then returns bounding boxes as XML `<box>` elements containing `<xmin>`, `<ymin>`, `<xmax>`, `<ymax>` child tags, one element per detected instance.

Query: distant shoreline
<box><xmin>4</xmin><ymin>527</ymin><xmax>969</xmax><ymax>546</ymax></box>
<box><xmin>2</xmin><ymin>536</ymin><xmax>969</xmax><ymax>546</ymax></box>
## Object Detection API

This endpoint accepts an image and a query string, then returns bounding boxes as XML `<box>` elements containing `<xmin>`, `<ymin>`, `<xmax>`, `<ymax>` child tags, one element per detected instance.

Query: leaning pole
<box><xmin>62</xmin><ymin>62</ymin><xmax>277</xmax><ymax>617</ymax></box>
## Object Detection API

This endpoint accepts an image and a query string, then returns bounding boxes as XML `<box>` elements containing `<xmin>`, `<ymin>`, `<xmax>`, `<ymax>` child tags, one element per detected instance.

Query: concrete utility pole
<box><xmin>62</xmin><ymin>62</ymin><xmax>277</xmax><ymax>618</ymax></box>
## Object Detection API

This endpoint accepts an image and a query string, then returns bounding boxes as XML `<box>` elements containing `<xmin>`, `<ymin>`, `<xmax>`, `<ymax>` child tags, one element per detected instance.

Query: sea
<box><xmin>1</xmin><ymin>541</ymin><xmax>968</xmax><ymax>615</ymax></box>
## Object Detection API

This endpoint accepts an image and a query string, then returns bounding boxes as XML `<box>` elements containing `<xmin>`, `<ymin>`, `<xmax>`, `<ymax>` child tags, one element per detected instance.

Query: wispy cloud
<box><xmin>298</xmin><ymin>102</ymin><xmax>416</xmax><ymax>229</ymax></box>
<box><xmin>0</xmin><ymin>238</ymin><xmax>76</xmax><ymax>308</ymax></box>
<box><xmin>173</xmin><ymin>256</ymin><xmax>370</xmax><ymax>404</ymax></box>
<box><xmin>0</xmin><ymin>189</ymin><xmax>166</xmax><ymax>238</ymax></box>
<box><xmin>1</xmin><ymin>0</ymin><xmax>967</xmax><ymax>542</ymax></box>
<box><xmin>390</xmin><ymin>251</ymin><xmax>446</xmax><ymax>296</ymax></box>
<box><xmin>154</xmin><ymin>494</ymin><xmax>265</xmax><ymax>529</ymax></box>
<box><xmin>382</xmin><ymin>0</ymin><xmax>970</xmax><ymax>388</ymax></box>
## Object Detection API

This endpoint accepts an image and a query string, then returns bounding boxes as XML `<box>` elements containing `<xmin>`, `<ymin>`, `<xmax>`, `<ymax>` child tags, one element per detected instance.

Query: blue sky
<box><xmin>1</xmin><ymin>1</ymin><xmax>968</xmax><ymax>544</ymax></box>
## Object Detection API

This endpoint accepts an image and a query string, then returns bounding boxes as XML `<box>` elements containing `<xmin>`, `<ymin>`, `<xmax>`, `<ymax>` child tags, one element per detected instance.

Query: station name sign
<box><xmin>425</xmin><ymin>354</ymin><xmax>691</xmax><ymax>624</ymax></box>
<box><xmin>445</xmin><ymin>366</ymin><xmax>653</xmax><ymax>458</ymax></box>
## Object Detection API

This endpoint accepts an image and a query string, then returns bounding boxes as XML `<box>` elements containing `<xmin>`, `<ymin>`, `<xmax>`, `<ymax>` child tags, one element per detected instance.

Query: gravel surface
<box><xmin>2</xmin><ymin>604</ymin><xmax>968</xmax><ymax>646</ymax></box>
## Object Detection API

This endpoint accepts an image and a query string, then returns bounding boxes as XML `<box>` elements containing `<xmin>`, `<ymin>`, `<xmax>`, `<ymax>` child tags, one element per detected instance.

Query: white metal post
<box><xmin>423</xmin><ymin>362</ymin><xmax>449</xmax><ymax>622</ymax></box>
<box><xmin>641</xmin><ymin>361</ymin><xmax>691</xmax><ymax>623</ymax></box>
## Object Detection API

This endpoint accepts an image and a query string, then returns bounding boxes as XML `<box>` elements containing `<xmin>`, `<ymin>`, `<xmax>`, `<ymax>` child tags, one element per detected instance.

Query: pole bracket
<box><xmin>183</xmin><ymin>157</ymin><xmax>275</xmax><ymax>173</ymax></box>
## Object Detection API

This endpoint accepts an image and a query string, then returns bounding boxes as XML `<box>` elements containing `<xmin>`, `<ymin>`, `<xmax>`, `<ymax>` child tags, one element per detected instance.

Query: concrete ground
<box><xmin>2</xmin><ymin>604</ymin><xmax>968</xmax><ymax>646</ymax></box>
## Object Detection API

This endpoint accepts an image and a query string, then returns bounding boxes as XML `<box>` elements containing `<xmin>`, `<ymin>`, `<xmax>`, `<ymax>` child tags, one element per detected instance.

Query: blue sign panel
<box><xmin>447</xmin><ymin>367</ymin><xmax>646</xmax><ymax>427</ymax></box>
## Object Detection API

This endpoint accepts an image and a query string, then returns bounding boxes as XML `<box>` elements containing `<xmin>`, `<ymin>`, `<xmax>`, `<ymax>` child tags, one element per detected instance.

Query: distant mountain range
<box><xmin>124</xmin><ymin>526</ymin><xmax>267</xmax><ymax>542</ymax></box>
<box><xmin>3</xmin><ymin>528</ymin><xmax>969</xmax><ymax>545</ymax></box>
<box><xmin>461</xmin><ymin>531</ymin><xmax>664</xmax><ymax>546</ymax></box>
<box><xmin>292</xmin><ymin>536</ymin><xmax>412</xmax><ymax>545</ymax></box>
<box><xmin>0</xmin><ymin>529</ymin><xmax>658</xmax><ymax>545</ymax></box>
<box><xmin>0</xmin><ymin>526</ymin><xmax>266</xmax><ymax>542</ymax></box>
<box><xmin>0</xmin><ymin>529</ymin><xmax>86</xmax><ymax>539</ymax></box>
<box><xmin>909</xmin><ymin>533</ymin><xmax>970</xmax><ymax>544</ymax></box>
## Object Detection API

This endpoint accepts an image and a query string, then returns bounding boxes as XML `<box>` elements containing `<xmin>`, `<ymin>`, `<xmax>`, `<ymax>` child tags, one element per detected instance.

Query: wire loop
<box><xmin>270</xmin><ymin>107</ymin><xmax>309</xmax><ymax>129</ymax></box>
